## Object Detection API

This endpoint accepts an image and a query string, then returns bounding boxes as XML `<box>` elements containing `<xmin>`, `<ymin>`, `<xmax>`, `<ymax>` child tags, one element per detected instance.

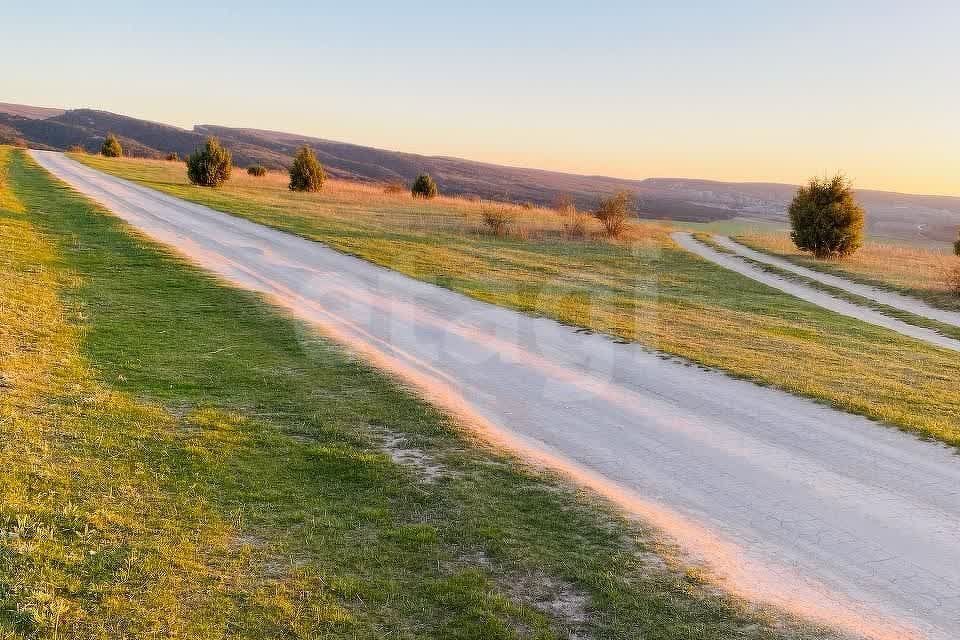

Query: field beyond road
<box><xmin>72</xmin><ymin>154</ymin><xmax>960</xmax><ymax>448</ymax></box>
<box><xmin>735</xmin><ymin>232</ymin><xmax>960</xmax><ymax>312</ymax></box>
<box><xmin>673</xmin><ymin>232</ymin><xmax>960</xmax><ymax>351</ymax></box>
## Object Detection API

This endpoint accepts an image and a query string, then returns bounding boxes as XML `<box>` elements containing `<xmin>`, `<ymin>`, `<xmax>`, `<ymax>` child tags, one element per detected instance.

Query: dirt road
<box><xmin>712</xmin><ymin>235</ymin><xmax>960</xmax><ymax>328</ymax></box>
<box><xmin>673</xmin><ymin>232</ymin><xmax>960</xmax><ymax>352</ymax></box>
<box><xmin>32</xmin><ymin>151</ymin><xmax>960</xmax><ymax>640</ymax></box>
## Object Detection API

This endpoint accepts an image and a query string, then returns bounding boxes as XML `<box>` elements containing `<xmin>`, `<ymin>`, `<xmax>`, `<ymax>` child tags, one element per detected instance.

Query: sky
<box><xmin>4</xmin><ymin>1</ymin><xmax>959</xmax><ymax>195</ymax></box>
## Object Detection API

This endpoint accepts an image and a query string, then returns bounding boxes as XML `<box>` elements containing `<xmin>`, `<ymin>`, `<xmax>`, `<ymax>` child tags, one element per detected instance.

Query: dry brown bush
<box><xmin>556</xmin><ymin>195</ymin><xmax>589</xmax><ymax>239</ymax></box>
<box><xmin>383</xmin><ymin>180</ymin><xmax>406</xmax><ymax>194</ymax></box>
<box><xmin>481</xmin><ymin>205</ymin><xmax>515</xmax><ymax>236</ymax></box>
<box><xmin>946</xmin><ymin>263</ymin><xmax>960</xmax><ymax>295</ymax></box>
<box><xmin>594</xmin><ymin>191</ymin><xmax>632</xmax><ymax>237</ymax></box>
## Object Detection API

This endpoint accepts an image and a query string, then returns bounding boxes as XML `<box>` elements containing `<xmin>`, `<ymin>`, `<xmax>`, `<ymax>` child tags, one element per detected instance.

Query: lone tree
<box><xmin>411</xmin><ymin>173</ymin><xmax>438</xmax><ymax>199</ymax></box>
<box><xmin>288</xmin><ymin>146</ymin><xmax>325</xmax><ymax>192</ymax></box>
<box><xmin>187</xmin><ymin>137</ymin><xmax>232</xmax><ymax>188</ymax></box>
<box><xmin>954</xmin><ymin>229</ymin><xmax>960</xmax><ymax>257</ymax></box>
<box><xmin>594</xmin><ymin>191</ymin><xmax>632</xmax><ymax>237</ymax></box>
<box><xmin>789</xmin><ymin>174</ymin><xmax>865</xmax><ymax>259</ymax></box>
<box><xmin>101</xmin><ymin>133</ymin><xmax>122</xmax><ymax>158</ymax></box>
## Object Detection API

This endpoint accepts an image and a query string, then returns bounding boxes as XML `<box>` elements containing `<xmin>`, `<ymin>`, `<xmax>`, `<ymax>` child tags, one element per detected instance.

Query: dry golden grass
<box><xmin>241</xmin><ymin>169</ymin><xmax>595</xmax><ymax>238</ymax></box>
<box><xmin>739</xmin><ymin>232</ymin><xmax>960</xmax><ymax>309</ymax></box>
<box><xmin>109</xmin><ymin>155</ymin><xmax>672</xmax><ymax>244</ymax></box>
<box><xmin>0</xmin><ymin>147</ymin><xmax>24</xmax><ymax>212</ymax></box>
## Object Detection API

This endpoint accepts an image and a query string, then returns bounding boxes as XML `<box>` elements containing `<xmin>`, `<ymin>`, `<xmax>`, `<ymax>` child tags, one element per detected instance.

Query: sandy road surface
<box><xmin>31</xmin><ymin>151</ymin><xmax>960</xmax><ymax>640</ymax></box>
<box><xmin>673</xmin><ymin>233</ymin><xmax>960</xmax><ymax>352</ymax></box>
<box><xmin>712</xmin><ymin>236</ymin><xmax>960</xmax><ymax>329</ymax></box>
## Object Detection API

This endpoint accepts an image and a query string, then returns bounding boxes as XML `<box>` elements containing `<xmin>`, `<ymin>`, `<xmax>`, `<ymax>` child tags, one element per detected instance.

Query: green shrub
<box><xmin>187</xmin><ymin>137</ymin><xmax>232</xmax><ymax>188</ymax></box>
<box><xmin>594</xmin><ymin>191</ymin><xmax>632</xmax><ymax>237</ymax></box>
<box><xmin>248</xmin><ymin>164</ymin><xmax>267</xmax><ymax>177</ymax></box>
<box><xmin>100</xmin><ymin>133</ymin><xmax>122</xmax><ymax>158</ymax></box>
<box><xmin>954</xmin><ymin>230</ymin><xmax>960</xmax><ymax>257</ymax></box>
<box><xmin>789</xmin><ymin>174</ymin><xmax>865</xmax><ymax>259</ymax></box>
<box><xmin>411</xmin><ymin>173</ymin><xmax>438</xmax><ymax>199</ymax></box>
<box><xmin>288</xmin><ymin>146</ymin><xmax>325</xmax><ymax>192</ymax></box>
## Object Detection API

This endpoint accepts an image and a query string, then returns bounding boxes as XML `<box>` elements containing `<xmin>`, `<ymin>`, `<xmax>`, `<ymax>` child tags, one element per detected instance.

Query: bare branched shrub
<box><xmin>555</xmin><ymin>194</ymin><xmax>575</xmax><ymax>211</ymax></box>
<box><xmin>67</xmin><ymin>145</ymin><xmax>86</xmax><ymax>154</ymax></box>
<box><xmin>165</xmin><ymin>152</ymin><xmax>180</xmax><ymax>162</ymax></box>
<box><xmin>383</xmin><ymin>180</ymin><xmax>406</xmax><ymax>194</ymax></box>
<box><xmin>594</xmin><ymin>191</ymin><xmax>632</xmax><ymax>237</ymax></box>
<box><xmin>481</xmin><ymin>205</ymin><xmax>514</xmax><ymax>236</ymax></box>
<box><xmin>946</xmin><ymin>263</ymin><xmax>960</xmax><ymax>295</ymax></box>
<box><xmin>556</xmin><ymin>195</ymin><xmax>589</xmax><ymax>239</ymax></box>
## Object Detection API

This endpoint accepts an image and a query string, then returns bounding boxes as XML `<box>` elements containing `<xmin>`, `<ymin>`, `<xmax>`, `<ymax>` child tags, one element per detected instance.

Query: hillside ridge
<box><xmin>2</xmin><ymin>101</ymin><xmax>958</xmax><ymax>242</ymax></box>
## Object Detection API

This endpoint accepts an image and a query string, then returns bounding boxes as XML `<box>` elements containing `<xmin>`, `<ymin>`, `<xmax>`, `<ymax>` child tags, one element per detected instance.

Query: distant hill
<box><xmin>639</xmin><ymin>178</ymin><xmax>960</xmax><ymax>245</ymax></box>
<box><xmin>2</xmin><ymin>101</ymin><xmax>958</xmax><ymax>244</ymax></box>
<box><xmin>0</xmin><ymin>102</ymin><xmax>65</xmax><ymax>120</ymax></box>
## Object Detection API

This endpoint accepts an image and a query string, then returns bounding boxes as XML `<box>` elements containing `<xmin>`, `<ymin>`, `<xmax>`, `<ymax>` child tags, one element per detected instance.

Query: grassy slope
<box><xmin>0</xmin><ymin>148</ymin><xmax>833</xmax><ymax>637</ymax></box>
<box><xmin>74</xmin><ymin>155</ymin><xmax>960</xmax><ymax>447</ymax></box>
<box><xmin>735</xmin><ymin>232</ymin><xmax>960</xmax><ymax>312</ymax></box>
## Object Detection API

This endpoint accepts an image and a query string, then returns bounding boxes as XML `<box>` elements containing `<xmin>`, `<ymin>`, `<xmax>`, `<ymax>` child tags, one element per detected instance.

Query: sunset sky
<box><xmin>5</xmin><ymin>1</ymin><xmax>958</xmax><ymax>195</ymax></box>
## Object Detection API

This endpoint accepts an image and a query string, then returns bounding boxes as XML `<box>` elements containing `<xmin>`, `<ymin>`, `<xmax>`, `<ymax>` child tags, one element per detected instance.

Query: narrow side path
<box><xmin>714</xmin><ymin>235</ymin><xmax>960</xmax><ymax>328</ymax></box>
<box><xmin>672</xmin><ymin>232</ymin><xmax>960</xmax><ymax>353</ymax></box>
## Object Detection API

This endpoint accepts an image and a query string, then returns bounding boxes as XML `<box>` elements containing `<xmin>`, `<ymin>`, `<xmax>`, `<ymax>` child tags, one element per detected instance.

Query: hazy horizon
<box><xmin>7</xmin><ymin>1</ymin><xmax>959</xmax><ymax>196</ymax></box>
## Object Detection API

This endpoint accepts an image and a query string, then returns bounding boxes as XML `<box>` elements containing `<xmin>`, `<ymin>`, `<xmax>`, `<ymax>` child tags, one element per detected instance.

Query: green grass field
<box><xmin>73</xmin><ymin>154</ymin><xmax>960</xmax><ymax>448</ymax></box>
<box><xmin>677</xmin><ymin>218</ymin><xmax>786</xmax><ymax>237</ymax></box>
<box><xmin>1</xmin><ymin>148</ymin><xmax>842</xmax><ymax>638</ymax></box>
